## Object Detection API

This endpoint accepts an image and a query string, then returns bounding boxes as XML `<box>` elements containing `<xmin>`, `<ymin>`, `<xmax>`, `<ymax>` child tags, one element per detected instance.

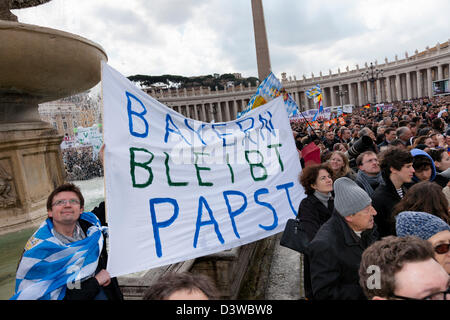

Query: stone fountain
<box><xmin>0</xmin><ymin>0</ymin><xmax>107</xmax><ymax>234</ymax></box>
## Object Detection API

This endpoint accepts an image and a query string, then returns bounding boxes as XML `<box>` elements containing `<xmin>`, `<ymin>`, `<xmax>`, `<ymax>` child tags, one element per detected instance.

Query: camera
<box><xmin>346</xmin><ymin>135</ymin><xmax>374</xmax><ymax>159</ymax></box>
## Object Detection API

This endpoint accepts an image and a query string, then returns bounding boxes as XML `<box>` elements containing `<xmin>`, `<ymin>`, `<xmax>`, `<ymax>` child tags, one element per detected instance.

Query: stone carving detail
<box><xmin>1</xmin><ymin>0</ymin><xmax>52</xmax><ymax>21</ymax></box>
<box><xmin>11</xmin><ymin>0</ymin><xmax>52</xmax><ymax>9</ymax></box>
<box><xmin>0</xmin><ymin>163</ymin><xmax>16</xmax><ymax>207</ymax></box>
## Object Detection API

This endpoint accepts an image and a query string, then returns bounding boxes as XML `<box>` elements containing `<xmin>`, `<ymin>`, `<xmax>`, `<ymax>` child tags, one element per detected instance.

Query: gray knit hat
<box><xmin>396</xmin><ymin>211</ymin><xmax>450</xmax><ymax>240</ymax></box>
<box><xmin>333</xmin><ymin>177</ymin><xmax>372</xmax><ymax>217</ymax></box>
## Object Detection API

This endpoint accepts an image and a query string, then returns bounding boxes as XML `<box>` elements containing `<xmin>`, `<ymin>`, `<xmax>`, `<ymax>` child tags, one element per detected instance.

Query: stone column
<box><xmin>302</xmin><ymin>92</ymin><xmax>308</xmax><ymax>110</ymax></box>
<box><xmin>427</xmin><ymin>68</ymin><xmax>433</xmax><ymax>97</ymax></box>
<box><xmin>438</xmin><ymin>64</ymin><xmax>444</xmax><ymax>80</ymax></box>
<box><xmin>386</xmin><ymin>76</ymin><xmax>392</xmax><ymax>102</ymax></box>
<box><xmin>416</xmin><ymin>70</ymin><xmax>422</xmax><ymax>98</ymax></box>
<box><xmin>338</xmin><ymin>85</ymin><xmax>344</xmax><ymax>105</ymax></box>
<box><xmin>376</xmin><ymin>79</ymin><xmax>382</xmax><ymax>103</ymax></box>
<box><xmin>209</xmin><ymin>103</ymin><xmax>215</xmax><ymax>122</ymax></box>
<box><xmin>396</xmin><ymin>74</ymin><xmax>402</xmax><ymax>101</ymax></box>
<box><xmin>330</xmin><ymin>86</ymin><xmax>336</xmax><ymax>106</ymax></box>
<box><xmin>216</xmin><ymin>103</ymin><xmax>222</xmax><ymax>122</ymax></box>
<box><xmin>366</xmin><ymin>81</ymin><xmax>373</xmax><ymax>104</ymax></box>
<box><xmin>406</xmin><ymin>72</ymin><xmax>412</xmax><ymax>100</ymax></box>
<box><xmin>232</xmin><ymin>100</ymin><xmax>237</xmax><ymax>120</ymax></box>
<box><xmin>322</xmin><ymin>88</ymin><xmax>328</xmax><ymax>107</ymax></box>
<box><xmin>194</xmin><ymin>104</ymin><xmax>200</xmax><ymax>120</ymax></box>
<box><xmin>197</xmin><ymin>104</ymin><xmax>202</xmax><ymax>121</ymax></box>
<box><xmin>224</xmin><ymin>101</ymin><xmax>230</xmax><ymax>122</ymax></box>
<box><xmin>348</xmin><ymin>83</ymin><xmax>355</xmax><ymax>105</ymax></box>
<box><xmin>293</xmin><ymin>91</ymin><xmax>300</xmax><ymax>107</ymax></box>
<box><xmin>357</xmin><ymin>82</ymin><xmax>363</xmax><ymax>106</ymax></box>
<box><xmin>242</xmin><ymin>99</ymin><xmax>247</xmax><ymax>112</ymax></box>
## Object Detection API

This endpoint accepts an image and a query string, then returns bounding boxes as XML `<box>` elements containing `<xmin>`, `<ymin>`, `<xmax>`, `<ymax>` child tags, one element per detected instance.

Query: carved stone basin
<box><xmin>0</xmin><ymin>20</ymin><xmax>107</xmax><ymax>123</ymax></box>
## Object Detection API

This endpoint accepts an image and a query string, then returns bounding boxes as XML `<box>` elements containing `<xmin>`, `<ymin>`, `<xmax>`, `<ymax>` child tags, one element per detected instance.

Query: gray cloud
<box><xmin>136</xmin><ymin>0</ymin><xmax>209</xmax><ymax>26</ymax></box>
<box><xmin>13</xmin><ymin>0</ymin><xmax>450</xmax><ymax>79</ymax></box>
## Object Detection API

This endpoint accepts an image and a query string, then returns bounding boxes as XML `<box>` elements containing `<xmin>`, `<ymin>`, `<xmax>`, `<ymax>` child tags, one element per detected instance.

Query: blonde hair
<box><xmin>328</xmin><ymin>151</ymin><xmax>351</xmax><ymax>179</ymax></box>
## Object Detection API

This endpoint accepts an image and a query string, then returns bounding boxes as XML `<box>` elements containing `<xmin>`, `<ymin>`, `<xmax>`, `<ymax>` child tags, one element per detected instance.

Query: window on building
<box><xmin>63</xmin><ymin>122</ymin><xmax>68</xmax><ymax>129</ymax></box>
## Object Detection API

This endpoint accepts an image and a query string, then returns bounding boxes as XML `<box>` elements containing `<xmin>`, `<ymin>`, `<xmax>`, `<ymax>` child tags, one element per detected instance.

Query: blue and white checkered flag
<box><xmin>237</xmin><ymin>72</ymin><xmax>299</xmax><ymax>119</ymax></box>
<box><xmin>10</xmin><ymin>212</ymin><xmax>106</xmax><ymax>300</ymax></box>
<box><xmin>305</xmin><ymin>84</ymin><xmax>322</xmax><ymax>99</ymax></box>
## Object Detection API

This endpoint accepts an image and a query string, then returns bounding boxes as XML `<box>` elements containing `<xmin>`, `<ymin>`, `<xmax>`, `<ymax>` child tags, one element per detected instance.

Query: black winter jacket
<box><xmin>307</xmin><ymin>211</ymin><xmax>378</xmax><ymax>300</ymax></box>
<box><xmin>371</xmin><ymin>179</ymin><xmax>406</xmax><ymax>237</ymax></box>
<box><xmin>297</xmin><ymin>194</ymin><xmax>334</xmax><ymax>299</ymax></box>
<box><xmin>298</xmin><ymin>194</ymin><xmax>334</xmax><ymax>242</ymax></box>
<box><xmin>64</xmin><ymin>202</ymin><xmax>123</xmax><ymax>300</ymax></box>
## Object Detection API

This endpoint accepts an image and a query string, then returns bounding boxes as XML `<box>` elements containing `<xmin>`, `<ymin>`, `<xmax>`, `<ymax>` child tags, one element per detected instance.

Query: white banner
<box><xmin>343</xmin><ymin>104</ymin><xmax>354</xmax><ymax>114</ymax></box>
<box><xmin>74</xmin><ymin>125</ymin><xmax>103</xmax><ymax>159</ymax></box>
<box><xmin>102</xmin><ymin>62</ymin><xmax>305</xmax><ymax>277</ymax></box>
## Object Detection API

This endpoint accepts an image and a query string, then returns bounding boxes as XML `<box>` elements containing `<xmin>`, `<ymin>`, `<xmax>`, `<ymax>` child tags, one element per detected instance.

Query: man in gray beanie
<box><xmin>307</xmin><ymin>177</ymin><xmax>379</xmax><ymax>300</ymax></box>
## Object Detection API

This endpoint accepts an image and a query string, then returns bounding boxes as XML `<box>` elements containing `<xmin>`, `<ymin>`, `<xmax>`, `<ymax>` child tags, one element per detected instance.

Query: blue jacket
<box><xmin>410</xmin><ymin>148</ymin><xmax>436</xmax><ymax>182</ymax></box>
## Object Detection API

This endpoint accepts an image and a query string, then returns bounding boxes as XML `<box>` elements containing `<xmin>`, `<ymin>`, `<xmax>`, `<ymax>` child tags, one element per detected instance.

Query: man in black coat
<box><xmin>307</xmin><ymin>177</ymin><xmax>378</xmax><ymax>300</ymax></box>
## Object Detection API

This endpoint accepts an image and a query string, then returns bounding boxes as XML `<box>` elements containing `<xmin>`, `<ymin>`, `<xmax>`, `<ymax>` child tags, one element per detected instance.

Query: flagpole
<box><xmin>299</xmin><ymin>109</ymin><xmax>317</xmax><ymax>134</ymax></box>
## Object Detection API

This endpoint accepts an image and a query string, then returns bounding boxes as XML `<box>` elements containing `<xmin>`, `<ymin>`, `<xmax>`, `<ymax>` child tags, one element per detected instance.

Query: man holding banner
<box><xmin>11</xmin><ymin>183</ymin><xmax>123</xmax><ymax>300</ymax></box>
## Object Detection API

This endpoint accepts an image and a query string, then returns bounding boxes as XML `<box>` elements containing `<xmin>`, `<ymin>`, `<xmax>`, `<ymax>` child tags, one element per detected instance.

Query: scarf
<box><xmin>10</xmin><ymin>212</ymin><xmax>106</xmax><ymax>300</ymax></box>
<box><xmin>355</xmin><ymin>170</ymin><xmax>383</xmax><ymax>197</ymax></box>
<box><xmin>314</xmin><ymin>190</ymin><xmax>332</xmax><ymax>208</ymax></box>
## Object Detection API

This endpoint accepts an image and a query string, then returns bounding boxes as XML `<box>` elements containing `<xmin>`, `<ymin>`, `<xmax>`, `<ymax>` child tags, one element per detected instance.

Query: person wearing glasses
<box><xmin>11</xmin><ymin>183</ymin><xmax>123</xmax><ymax>300</ymax></box>
<box><xmin>355</xmin><ymin>151</ymin><xmax>383</xmax><ymax>197</ymax></box>
<box><xmin>359</xmin><ymin>236</ymin><xmax>449</xmax><ymax>300</ymax></box>
<box><xmin>395</xmin><ymin>211</ymin><xmax>450</xmax><ymax>275</ymax></box>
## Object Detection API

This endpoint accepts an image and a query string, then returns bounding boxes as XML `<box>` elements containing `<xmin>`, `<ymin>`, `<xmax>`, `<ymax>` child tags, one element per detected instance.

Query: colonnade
<box><xmin>168</xmin><ymin>99</ymin><xmax>250</xmax><ymax>123</ymax></box>
<box><xmin>150</xmin><ymin>40</ymin><xmax>450</xmax><ymax>122</ymax></box>
<box><xmin>288</xmin><ymin>63</ymin><xmax>449</xmax><ymax>110</ymax></box>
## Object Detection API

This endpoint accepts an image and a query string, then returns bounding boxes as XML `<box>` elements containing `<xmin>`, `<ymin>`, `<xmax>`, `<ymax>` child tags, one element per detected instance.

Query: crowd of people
<box><xmin>62</xmin><ymin>146</ymin><xmax>103</xmax><ymax>181</ymax></box>
<box><xmin>290</xmin><ymin>95</ymin><xmax>450</xmax><ymax>300</ymax></box>
<box><xmin>10</xmin><ymin>95</ymin><xmax>450</xmax><ymax>301</ymax></box>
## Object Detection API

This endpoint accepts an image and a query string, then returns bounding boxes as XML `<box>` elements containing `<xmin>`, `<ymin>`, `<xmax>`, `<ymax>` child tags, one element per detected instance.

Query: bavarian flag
<box><xmin>237</xmin><ymin>72</ymin><xmax>299</xmax><ymax>119</ymax></box>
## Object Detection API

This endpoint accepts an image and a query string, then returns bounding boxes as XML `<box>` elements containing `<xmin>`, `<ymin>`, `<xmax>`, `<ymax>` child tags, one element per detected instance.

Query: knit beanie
<box><xmin>333</xmin><ymin>177</ymin><xmax>372</xmax><ymax>217</ymax></box>
<box><xmin>396</xmin><ymin>211</ymin><xmax>450</xmax><ymax>240</ymax></box>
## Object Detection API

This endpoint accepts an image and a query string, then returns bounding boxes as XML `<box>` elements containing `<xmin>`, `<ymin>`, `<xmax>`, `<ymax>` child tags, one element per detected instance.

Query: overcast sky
<box><xmin>13</xmin><ymin>0</ymin><xmax>450</xmax><ymax>80</ymax></box>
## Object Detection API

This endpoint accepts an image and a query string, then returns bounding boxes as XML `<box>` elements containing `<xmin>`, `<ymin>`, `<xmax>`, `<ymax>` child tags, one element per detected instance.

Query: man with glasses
<box><xmin>359</xmin><ymin>236</ymin><xmax>449</xmax><ymax>300</ymax></box>
<box><xmin>11</xmin><ymin>183</ymin><xmax>123</xmax><ymax>300</ymax></box>
<box><xmin>355</xmin><ymin>151</ymin><xmax>383</xmax><ymax>197</ymax></box>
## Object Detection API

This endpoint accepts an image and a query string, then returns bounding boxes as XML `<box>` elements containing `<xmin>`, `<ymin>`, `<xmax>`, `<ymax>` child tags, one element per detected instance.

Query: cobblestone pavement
<box><xmin>265</xmin><ymin>235</ymin><xmax>304</xmax><ymax>300</ymax></box>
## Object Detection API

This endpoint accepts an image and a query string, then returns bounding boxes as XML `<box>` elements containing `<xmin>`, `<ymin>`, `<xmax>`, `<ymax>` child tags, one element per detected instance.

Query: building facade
<box><xmin>38</xmin><ymin>93</ymin><xmax>102</xmax><ymax>138</ymax></box>
<box><xmin>148</xmin><ymin>40</ymin><xmax>450</xmax><ymax>122</ymax></box>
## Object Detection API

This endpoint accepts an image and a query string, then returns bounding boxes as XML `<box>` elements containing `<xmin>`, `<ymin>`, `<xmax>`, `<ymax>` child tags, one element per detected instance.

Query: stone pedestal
<box><xmin>117</xmin><ymin>237</ymin><xmax>277</xmax><ymax>300</ymax></box>
<box><xmin>0</xmin><ymin>18</ymin><xmax>106</xmax><ymax>234</ymax></box>
<box><xmin>0</xmin><ymin>121</ymin><xmax>65</xmax><ymax>235</ymax></box>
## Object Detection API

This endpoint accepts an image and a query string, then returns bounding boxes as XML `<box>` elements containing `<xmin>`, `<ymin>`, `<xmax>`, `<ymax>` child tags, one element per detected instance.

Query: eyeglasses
<box><xmin>389</xmin><ymin>287</ymin><xmax>450</xmax><ymax>300</ymax></box>
<box><xmin>52</xmin><ymin>199</ymin><xmax>81</xmax><ymax>207</ymax></box>
<box><xmin>363</xmin><ymin>158</ymin><xmax>379</xmax><ymax>165</ymax></box>
<box><xmin>434</xmin><ymin>243</ymin><xmax>449</xmax><ymax>255</ymax></box>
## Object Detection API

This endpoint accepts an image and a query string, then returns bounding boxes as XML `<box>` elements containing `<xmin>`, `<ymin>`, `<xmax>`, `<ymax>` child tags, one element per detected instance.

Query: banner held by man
<box><xmin>101</xmin><ymin>62</ymin><xmax>305</xmax><ymax>277</ymax></box>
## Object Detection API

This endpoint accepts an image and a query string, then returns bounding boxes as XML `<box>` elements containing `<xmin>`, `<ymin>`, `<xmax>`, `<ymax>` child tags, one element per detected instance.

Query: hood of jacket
<box><xmin>410</xmin><ymin>148</ymin><xmax>436</xmax><ymax>182</ymax></box>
